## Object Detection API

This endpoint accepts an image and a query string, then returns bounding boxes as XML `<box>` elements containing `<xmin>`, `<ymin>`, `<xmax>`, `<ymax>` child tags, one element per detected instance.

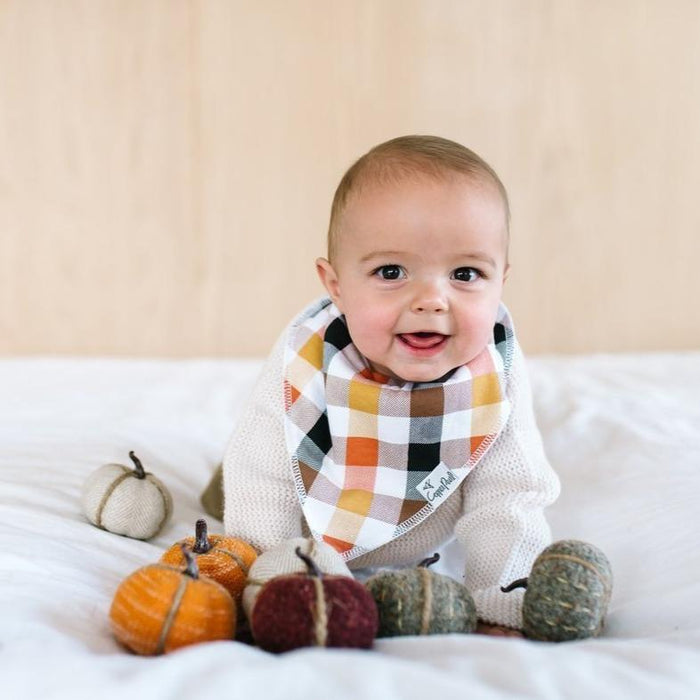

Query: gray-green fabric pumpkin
<box><xmin>200</xmin><ymin>463</ymin><xmax>224</xmax><ymax>521</ymax></box>
<box><xmin>365</xmin><ymin>554</ymin><xmax>477</xmax><ymax>637</ymax></box>
<box><xmin>502</xmin><ymin>539</ymin><xmax>613</xmax><ymax>642</ymax></box>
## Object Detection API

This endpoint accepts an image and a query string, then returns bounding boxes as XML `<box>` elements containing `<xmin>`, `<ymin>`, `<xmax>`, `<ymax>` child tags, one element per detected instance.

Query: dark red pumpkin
<box><xmin>251</xmin><ymin>547</ymin><xmax>378</xmax><ymax>653</ymax></box>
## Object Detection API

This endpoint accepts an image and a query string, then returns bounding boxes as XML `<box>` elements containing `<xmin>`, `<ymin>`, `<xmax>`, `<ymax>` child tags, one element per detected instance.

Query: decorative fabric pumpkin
<box><xmin>501</xmin><ymin>539</ymin><xmax>613</xmax><ymax>642</ymax></box>
<box><xmin>365</xmin><ymin>553</ymin><xmax>478</xmax><ymax>637</ymax></box>
<box><xmin>160</xmin><ymin>518</ymin><xmax>257</xmax><ymax>602</ymax></box>
<box><xmin>251</xmin><ymin>547</ymin><xmax>378</xmax><ymax>653</ymax></box>
<box><xmin>200</xmin><ymin>463</ymin><xmax>224</xmax><ymax>521</ymax></box>
<box><xmin>242</xmin><ymin>536</ymin><xmax>353</xmax><ymax>620</ymax></box>
<box><xmin>82</xmin><ymin>451</ymin><xmax>173</xmax><ymax>540</ymax></box>
<box><xmin>110</xmin><ymin>544</ymin><xmax>236</xmax><ymax>655</ymax></box>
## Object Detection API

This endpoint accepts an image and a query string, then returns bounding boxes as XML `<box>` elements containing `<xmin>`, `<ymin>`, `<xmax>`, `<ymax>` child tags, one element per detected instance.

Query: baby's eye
<box><xmin>452</xmin><ymin>267</ymin><xmax>481</xmax><ymax>282</ymax></box>
<box><xmin>374</xmin><ymin>265</ymin><xmax>405</xmax><ymax>280</ymax></box>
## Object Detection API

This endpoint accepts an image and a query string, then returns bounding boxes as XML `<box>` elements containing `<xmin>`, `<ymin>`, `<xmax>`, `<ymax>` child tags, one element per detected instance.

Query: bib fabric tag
<box><xmin>417</xmin><ymin>463</ymin><xmax>460</xmax><ymax>507</ymax></box>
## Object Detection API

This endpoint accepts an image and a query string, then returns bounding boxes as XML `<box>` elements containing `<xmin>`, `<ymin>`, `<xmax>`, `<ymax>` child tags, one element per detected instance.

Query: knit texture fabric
<box><xmin>223</xmin><ymin>311</ymin><xmax>560</xmax><ymax>629</ymax></box>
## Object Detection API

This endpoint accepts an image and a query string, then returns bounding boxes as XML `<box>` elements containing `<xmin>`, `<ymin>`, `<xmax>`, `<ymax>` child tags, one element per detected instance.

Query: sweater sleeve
<box><xmin>222</xmin><ymin>331</ymin><xmax>303</xmax><ymax>551</ymax></box>
<box><xmin>454</xmin><ymin>342</ymin><xmax>560</xmax><ymax>629</ymax></box>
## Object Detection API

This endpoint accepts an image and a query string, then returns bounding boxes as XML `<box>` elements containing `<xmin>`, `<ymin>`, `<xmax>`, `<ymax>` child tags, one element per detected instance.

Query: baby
<box><xmin>211</xmin><ymin>135</ymin><xmax>560</xmax><ymax>635</ymax></box>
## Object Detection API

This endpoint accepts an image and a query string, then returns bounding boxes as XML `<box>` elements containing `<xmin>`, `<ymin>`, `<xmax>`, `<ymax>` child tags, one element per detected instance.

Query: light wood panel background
<box><xmin>1</xmin><ymin>0</ymin><xmax>698</xmax><ymax>357</ymax></box>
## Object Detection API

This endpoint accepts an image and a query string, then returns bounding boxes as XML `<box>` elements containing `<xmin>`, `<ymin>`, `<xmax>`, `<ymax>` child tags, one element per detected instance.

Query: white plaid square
<box><xmin>372</xmin><ymin>465</ymin><xmax>410</xmax><ymax>498</ymax></box>
<box><xmin>376</xmin><ymin>413</ymin><xmax>411</xmax><ymax>444</ymax></box>
<box><xmin>441</xmin><ymin>408</ymin><xmax>472</xmax><ymax>441</ymax></box>
<box><xmin>304</xmin><ymin>497</ymin><xmax>339</xmax><ymax>534</ymax></box>
<box><xmin>354</xmin><ymin>514</ymin><xmax>403</xmax><ymax>550</ymax></box>
<box><xmin>327</xmin><ymin>404</ymin><xmax>351</xmax><ymax>433</ymax></box>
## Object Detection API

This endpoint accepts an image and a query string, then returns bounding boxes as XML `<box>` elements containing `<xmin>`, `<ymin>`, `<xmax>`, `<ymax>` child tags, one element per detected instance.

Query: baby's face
<box><xmin>317</xmin><ymin>174</ymin><xmax>509</xmax><ymax>383</ymax></box>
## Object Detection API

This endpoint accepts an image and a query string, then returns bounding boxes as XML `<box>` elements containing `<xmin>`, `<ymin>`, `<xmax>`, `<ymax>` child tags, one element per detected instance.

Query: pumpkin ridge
<box><xmin>536</xmin><ymin>554</ymin><xmax>612</xmax><ymax>593</ymax></box>
<box><xmin>215</xmin><ymin>547</ymin><xmax>250</xmax><ymax>575</ymax></box>
<box><xmin>146</xmin><ymin>474</ymin><xmax>173</xmax><ymax>535</ymax></box>
<box><xmin>312</xmin><ymin>576</ymin><xmax>328</xmax><ymax>646</ymax></box>
<box><xmin>155</xmin><ymin>575</ymin><xmax>189</xmax><ymax>654</ymax></box>
<box><xmin>95</xmin><ymin>467</ymin><xmax>131</xmax><ymax>528</ymax></box>
<box><xmin>419</xmin><ymin>567</ymin><xmax>433</xmax><ymax>635</ymax></box>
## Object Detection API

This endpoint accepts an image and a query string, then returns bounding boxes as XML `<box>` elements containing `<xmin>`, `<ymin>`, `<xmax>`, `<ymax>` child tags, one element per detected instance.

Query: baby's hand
<box><xmin>476</xmin><ymin>622</ymin><xmax>524</xmax><ymax>638</ymax></box>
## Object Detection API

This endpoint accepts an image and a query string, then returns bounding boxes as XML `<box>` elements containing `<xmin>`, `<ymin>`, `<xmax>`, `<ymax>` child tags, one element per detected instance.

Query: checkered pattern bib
<box><xmin>283</xmin><ymin>297</ymin><xmax>514</xmax><ymax>561</ymax></box>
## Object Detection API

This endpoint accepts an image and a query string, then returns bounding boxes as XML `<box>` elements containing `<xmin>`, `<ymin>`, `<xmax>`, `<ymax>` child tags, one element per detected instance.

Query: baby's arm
<box><xmin>455</xmin><ymin>343</ymin><xmax>560</xmax><ymax>630</ymax></box>
<box><xmin>222</xmin><ymin>333</ymin><xmax>303</xmax><ymax>550</ymax></box>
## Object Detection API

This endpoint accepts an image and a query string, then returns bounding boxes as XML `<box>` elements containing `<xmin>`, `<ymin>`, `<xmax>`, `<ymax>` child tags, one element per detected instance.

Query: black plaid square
<box><xmin>407</xmin><ymin>441</ymin><xmax>441</xmax><ymax>471</ymax></box>
<box><xmin>493</xmin><ymin>322</ymin><xmax>506</xmax><ymax>346</ymax></box>
<box><xmin>324</xmin><ymin>316</ymin><xmax>353</xmax><ymax>351</ymax></box>
<box><xmin>305</xmin><ymin>413</ymin><xmax>332</xmax><ymax>456</ymax></box>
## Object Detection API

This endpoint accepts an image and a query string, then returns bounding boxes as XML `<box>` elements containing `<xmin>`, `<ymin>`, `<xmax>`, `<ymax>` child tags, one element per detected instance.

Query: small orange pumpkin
<box><xmin>160</xmin><ymin>519</ymin><xmax>257</xmax><ymax>602</ymax></box>
<box><xmin>110</xmin><ymin>545</ymin><xmax>236</xmax><ymax>655</ymax></box>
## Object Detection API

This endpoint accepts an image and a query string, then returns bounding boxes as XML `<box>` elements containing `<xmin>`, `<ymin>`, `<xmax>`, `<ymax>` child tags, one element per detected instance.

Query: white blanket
<box><xmin>2</xmin><ymin>353</ymin><xmax>699</xmax><ymax>699</ymax></box>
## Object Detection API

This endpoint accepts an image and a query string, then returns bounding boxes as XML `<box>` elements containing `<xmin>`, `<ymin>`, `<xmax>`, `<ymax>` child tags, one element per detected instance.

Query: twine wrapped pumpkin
<box><xmin>365</xmin><ymin>553</ymin><xmax>477</xmax><ymax>637</ymax></box>
<box><xmin>110</xmin><ymin>545</ymin><xmax>236</xmax><ymax>655</ymax></box>
<box><xmin>160</xmin><ymin>519</ymin><xmax>257</xmax><ymax>603</ymax></box>
<box><xmin>502</xmin><ymin>539</ymin><xmax>613</xmax><ymax>642</ymax></box>
<box><xmin>82</xmin><ymin>451</ymin><xmax>172</xmax><ymax>540</ymax></box>
<box><xmin>251</xmin><ymin>547</ymin><xmax>378</xmax><ymax>653</ymax></box>
<box><xmin>242</xmin><ymin>536</ymin><xmax>353</xmax><ymax>620</ymax></box>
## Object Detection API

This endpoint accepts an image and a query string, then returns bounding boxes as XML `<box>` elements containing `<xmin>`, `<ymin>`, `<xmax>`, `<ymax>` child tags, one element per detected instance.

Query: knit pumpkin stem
<box><xmin>501</xmin><ymin>577</ymin><xmax>529</xmax><ymax>593</ymax></box>
<box><xmin>180</xmin><ymin>544</ymin><xmax>200</xmax><ymax>579</ymax></box>
<box><xmin>193</xmin><ymin>519</ymin><xmax>212</xmax><ymax>554</ymax></box>
<box><xmin>128</xmin><ymin>451</ymin><xmax>146</xmax><ymax>479</ymax></box>
<box><xmin>295</xmin><ymin>546</ymin><xmax>323</xmax><ymax>578</ymax></box>
<box><xmin>418</xmin><ymin>553</ymin><xmax>440</xmax><ymax>569</ymax></box>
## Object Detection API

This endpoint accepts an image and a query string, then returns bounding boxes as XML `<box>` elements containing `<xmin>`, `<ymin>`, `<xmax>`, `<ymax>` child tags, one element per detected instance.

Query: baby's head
<box><xmin>317</xmin><ymin>135</ymin><xmax>511</xmax><ymax>383</ymax></box>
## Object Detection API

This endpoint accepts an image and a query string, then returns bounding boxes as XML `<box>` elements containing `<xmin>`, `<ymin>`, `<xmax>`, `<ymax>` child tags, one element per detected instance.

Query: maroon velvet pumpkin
<box><xmin>251</xmin><ymin>547</ymin><xmax>378</xmax><ymax>653</ymax></box>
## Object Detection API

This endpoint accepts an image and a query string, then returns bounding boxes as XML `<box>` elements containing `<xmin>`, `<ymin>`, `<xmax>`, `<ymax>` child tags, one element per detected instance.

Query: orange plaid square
<box><xmin>346</xmin><ymin>436</ymin><xmax>378</xmax><ymax>467</ymax></box>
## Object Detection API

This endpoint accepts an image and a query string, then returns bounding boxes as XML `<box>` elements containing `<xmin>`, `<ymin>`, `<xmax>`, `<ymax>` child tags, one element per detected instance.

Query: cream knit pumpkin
<box><xmin>82</xmin><ymin>452</ymin><xmax>173</xmax><ymax>540</ymax></box>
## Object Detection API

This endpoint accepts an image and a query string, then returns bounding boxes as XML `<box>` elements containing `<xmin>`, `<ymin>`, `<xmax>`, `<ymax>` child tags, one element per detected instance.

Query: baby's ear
<box><xmin>316</xmin><ymin>257</ymin><xmax>343</xmax><ymax>310</ymax></box>
<box><xmin>502</xmin><ymin>262</ymin><xmax>511</xmax><ymax>284</ymax></box>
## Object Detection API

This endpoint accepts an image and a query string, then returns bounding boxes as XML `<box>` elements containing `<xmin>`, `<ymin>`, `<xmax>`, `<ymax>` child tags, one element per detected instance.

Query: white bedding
<box><xmin>2</xmin><ymin>353</ymin><xmax>700</xmax><ymax>699</ymax></box>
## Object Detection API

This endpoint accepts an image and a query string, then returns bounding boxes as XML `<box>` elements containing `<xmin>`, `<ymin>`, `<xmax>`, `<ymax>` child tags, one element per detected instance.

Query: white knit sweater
<box><xmin>222</xmin><ymin>318</ymin><xmax>560</xmax><ymax>629</ymax></box>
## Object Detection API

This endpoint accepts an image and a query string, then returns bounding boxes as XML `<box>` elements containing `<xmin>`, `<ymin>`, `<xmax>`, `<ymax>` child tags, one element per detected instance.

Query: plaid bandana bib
<box><xmin>283</xmin><ymin>297</ymin><xmax>513</xmax><ymax>561</ymax></box>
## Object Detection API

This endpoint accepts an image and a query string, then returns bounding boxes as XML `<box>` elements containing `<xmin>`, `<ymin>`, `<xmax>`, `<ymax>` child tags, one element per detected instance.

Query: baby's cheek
<box><xmin>345</xmin><ymin>310</ymin><xmax>392</xmax><ymax>352</ymax></box>
<box><xmin>459</xmin><ymin>307</ymin><xmax>499</xmax><ymax>349</ymax></box>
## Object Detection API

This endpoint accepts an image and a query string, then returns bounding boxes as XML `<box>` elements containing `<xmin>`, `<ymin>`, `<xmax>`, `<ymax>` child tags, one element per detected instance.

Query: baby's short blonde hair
<box><xmin>327</xmin><ymin>135</ymin><xmax>510</xmax><ymax>263</ymax></box>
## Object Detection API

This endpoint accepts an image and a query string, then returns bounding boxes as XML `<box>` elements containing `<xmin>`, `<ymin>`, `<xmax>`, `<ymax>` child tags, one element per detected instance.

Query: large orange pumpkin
<box><xmin>110</xmin><ymin>545</ymin><xmax>236</xmax><ymax>655</ymax></box>
<box><xmin>160</xmin><ymin>519</ymin><xmax>257</xmax><ymax>602</ymax></box>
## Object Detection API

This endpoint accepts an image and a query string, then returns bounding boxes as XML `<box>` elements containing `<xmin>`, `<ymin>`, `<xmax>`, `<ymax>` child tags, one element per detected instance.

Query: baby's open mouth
<box><xmin>398</xmin><ymin>332</ymin><xmax>448</xmax><ymax>349</ymax></box>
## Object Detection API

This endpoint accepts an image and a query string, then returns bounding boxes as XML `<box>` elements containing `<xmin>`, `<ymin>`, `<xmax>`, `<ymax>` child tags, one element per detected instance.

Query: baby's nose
<box><xmin>410</xmin><ymin>282</ymin><xmax>448</xmax><ymax>313</ymax></box>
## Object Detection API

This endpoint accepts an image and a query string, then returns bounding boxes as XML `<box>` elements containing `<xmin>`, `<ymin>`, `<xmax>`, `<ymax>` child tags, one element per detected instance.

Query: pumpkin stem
<box><xmin>418</xmin><ymin>553</ymin><xmax>440</xmax><ymax>569</ymax></box>
<box><xmin>193</xmin><ymin>519</ymin><xmax>212</xmax><ymax>554</ymax></box>
<box><xmin>180</xmin><ymin>544</ymin><xmax>200</xmax><ymax>579</ymax></box>
<box><xmin>501</xmin><ymin>577</ymin><xmax>529</xmax><ymax>593</ymax></box>
<box><xmin>295</xmin><ymin>546</ymin><xmax>323</xmax><ymax>578</ymax></box>
<box><xmin>128</xmin><ymin>451</ymin><xmax>146</xmax><ymax>479</ymax></box>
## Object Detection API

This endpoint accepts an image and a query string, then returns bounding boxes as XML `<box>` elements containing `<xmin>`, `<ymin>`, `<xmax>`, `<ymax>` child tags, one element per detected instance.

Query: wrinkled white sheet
<box><xmin>1</xmin><ymin>353</ymin><xmax>700</xmax><ymax>699</ymax></box>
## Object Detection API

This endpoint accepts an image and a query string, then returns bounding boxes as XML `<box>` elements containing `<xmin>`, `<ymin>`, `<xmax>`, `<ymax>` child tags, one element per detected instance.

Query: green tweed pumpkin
<box><xmin>502</xmin><ymin>539</ymin><xmax>613</xmax><ymax>642</ymax></box>
<box><xmin>365</xmin><ymin>554</ymin><xmax>477</xmax><ymax>637</ymax></box>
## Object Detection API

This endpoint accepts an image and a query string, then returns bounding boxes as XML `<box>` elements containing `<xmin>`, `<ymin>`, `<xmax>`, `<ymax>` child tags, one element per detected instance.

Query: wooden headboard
<box><xmin>1</xmin><ymin>1</ymin><xmax>698</xmax><ymax>356</ymax></box>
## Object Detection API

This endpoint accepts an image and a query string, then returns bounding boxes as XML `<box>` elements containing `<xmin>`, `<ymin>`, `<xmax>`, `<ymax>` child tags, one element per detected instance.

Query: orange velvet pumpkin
<box><xmin>160</xmin><ymin>519</ymin><xmax>257</xmax><ymax>602</ymax></box>
<box><xmin>110</xmin><ymin>545</ymin><xmax>236</xmax><ymax>655</ymax></box>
